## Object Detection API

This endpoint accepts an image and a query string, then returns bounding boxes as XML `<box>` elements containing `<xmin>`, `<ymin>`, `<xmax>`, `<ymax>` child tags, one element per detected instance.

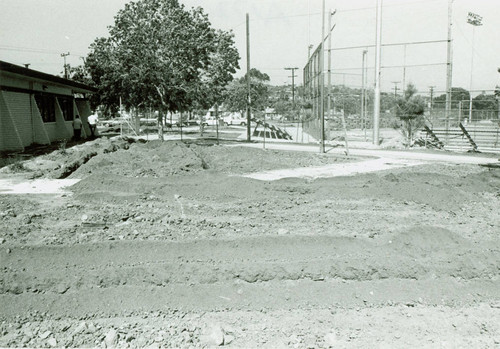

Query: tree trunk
<box><xmin>199</xmin><ymin>114</ymin><xmax>205</xmax><ymax>137</ymax></box>
<box><xmin>158</xmin><ymin>110</ymin><xmax>164</xmax><ymax>141</ymax></box>
<box><xmin>215</xmin><ymin>105</ymin><xmax>219</xmax><ymax>145</ymax></box>
<box><xmin>405</xmin><ymin>119</ymin><xmax>411</xmax><ymax>148</ymax></box>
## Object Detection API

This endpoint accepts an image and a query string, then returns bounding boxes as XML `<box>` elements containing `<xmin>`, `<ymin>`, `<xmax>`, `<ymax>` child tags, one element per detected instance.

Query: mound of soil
<box><xmin>69</xmin><ymin>140</ymin><xmax>352</xmax><ymax>180</ymax></box>
<box><xmin>1</xmin><ymin>142</ymin><xmax>499</xmax><ymax>348</ymax></box>
<box><xmin>70</xmin><ymin>141</ymin><xmax>205</xmax><ymax>178</ymax></box>
<box><xmin>390</xmin><ymin>226</ymin><xmax>471</xmax><ymax>252</ymax></box>
<box><xmin>1</xmin><ymin>137</ymin><xmax>135</xmax><ymax>179</ymax></box>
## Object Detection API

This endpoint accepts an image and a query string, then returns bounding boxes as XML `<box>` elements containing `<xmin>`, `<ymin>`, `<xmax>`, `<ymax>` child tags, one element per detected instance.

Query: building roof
<box><xmin>0</xmin><ymin>60</ymin><xmax>97</xmax><ymax>93</ymax></box>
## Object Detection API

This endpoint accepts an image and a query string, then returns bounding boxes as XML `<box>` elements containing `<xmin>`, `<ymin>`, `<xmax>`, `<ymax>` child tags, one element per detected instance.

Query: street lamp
<box><xmin>467</xmin><ymin>12</ymin><xmax>483</xmax><ymax>123</ymax></box>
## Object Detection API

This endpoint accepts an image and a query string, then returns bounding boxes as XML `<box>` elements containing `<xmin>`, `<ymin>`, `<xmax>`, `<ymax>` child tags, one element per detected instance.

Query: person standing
<box><xmin>73</xmin><ymin>115</ymin><xmax>83</xmax><ymax>141</ymax></box>
<box><xmin>88</xmin><ymin>113</ymin><xmax>98</xmax><ymax>137</ymax></box>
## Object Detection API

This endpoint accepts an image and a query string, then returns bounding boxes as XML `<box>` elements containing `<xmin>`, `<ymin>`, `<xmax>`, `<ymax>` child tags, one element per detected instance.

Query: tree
<box><xmin>193</xmin><ymin>29</ymin><xmax>239</xmax><ymax>135</ymax></box>
<box><xmin>223</xmin><ymin>68</ymin><xmax>270</xmax><ymax>118</ymax></box>
<box><xmin>472</xmin><ymin>93</ymin><xmax>497</xmax><ymax>112</ymax></box>
<box><xmin>433</xmin><ymin>87</ymin><xmax>470</xmax><ymax>109</ymax></box>
<box><xmin>394</xmin><ymin>83</ymin><xmax>426</xmax><ymax>147</ymax></box>
<box><xmin>67</xmin><ymin>64</ymin><xmax>101</xmax><ymax>112</ymax></box>
<box><xmin>86</xmin><ymin>0</ymin><xmax>239</xmax><ymax>139</ymax></box>
<box><xmin>85</xmin><ymin>37</ymin><xmax>124</xmax><ymax>117</ymax></box>
<box><xmin>268</xmin><ymin>85</ymin><xmax>295</xmax><ymax>120</ymax></box>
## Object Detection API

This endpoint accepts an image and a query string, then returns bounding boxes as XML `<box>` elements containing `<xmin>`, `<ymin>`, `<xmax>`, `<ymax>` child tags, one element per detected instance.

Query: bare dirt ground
<box><xmin>0</xmin><ymin>137</ymin><xmax>499</xmax><ymax>348</ymax></box>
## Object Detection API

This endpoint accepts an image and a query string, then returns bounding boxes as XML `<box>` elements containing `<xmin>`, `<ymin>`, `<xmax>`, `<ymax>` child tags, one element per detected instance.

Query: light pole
<box><xmin>373</xmin><ymin>0</ymin><xmax>383</xmax><ymax>146</ymax></box>
<box><xmin>361</xmin><ymin>49</ymin><xmax>368</xmax><ymax>140</ymax></box>
<box><xmin>467</xmin><ymin>12</ymin><xmax>482</xmax><ymax>123</ymax></box>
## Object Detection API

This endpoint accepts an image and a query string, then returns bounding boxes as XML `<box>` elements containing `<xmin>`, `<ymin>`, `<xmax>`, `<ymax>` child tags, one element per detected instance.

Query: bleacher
<box><xmin>251</xmin><ymin>118</ymin><xmax>293</xmax><ymax>140</ymax></box>
<box><xmin>419</xmin><ymin>122</ymin><xmax>500</xmax><ymax>153</ymax></box>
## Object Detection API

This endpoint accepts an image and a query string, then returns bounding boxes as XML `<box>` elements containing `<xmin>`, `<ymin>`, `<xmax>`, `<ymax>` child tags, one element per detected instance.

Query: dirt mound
<box><xmin>68</xmin><ymin>141</ymin><xmax>353</xmax><ymax>180</ymax></box>
<box><xmin>1</xmin><ymin>137</ymin><xmax>135</xmax><ymax>179</ymax></box>
<box><xmin>69</xmin><ymin>141</ymin><xmax>206</xmax><ymax>179</ymax></box>
<box><xmin>390</xmin><ymin>226</ymin><xmax>471</xmax><ymax>252</ymax></box>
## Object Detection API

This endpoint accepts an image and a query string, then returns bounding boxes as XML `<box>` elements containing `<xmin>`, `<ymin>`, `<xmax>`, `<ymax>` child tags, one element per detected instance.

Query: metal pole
<box><xmin>429</xmin><ymin>85</ymin><xmax>435</xmax><ymax>123</ymax></box>
<box><xmin>246</xmin><ymin>13</ymin><xmax>251</xmax><ymax>141</ymax></box>
<box><xmin>445</xmin><ymin>0</ymin><xmax>453</xmax><ymax>134</ymax></box>
<box><xmin>402</xmin><ymin>44</ymin><xmax>407</xmax><ymax>94</ymax></box>
<box><xmin>362</xmin><ymin>50</ymin><xmax>367</xmax><ymax>141</ymax></box>
<box><xmin>328</xmin><ymin>10</ymin><xmax>332</xmax><ymax>124</ymax></box>
<box><xmin>466</xmin><ymin>12</ymin><xmax>483</xmax><ymax>123</ymax></box>
<box><xmin>458</xmin><ymin>100</ymin><xmax>462</xmax><ymax>125</ymax></box>
<box><xmin>468</xmin><ymin>25</ymin><xmax>475</xmax><ymax>123</ymax></box>
<box><xmin>319</xmin><ymin>0</ymin><xmax>326</xmax><ymax>153</ymax></box>
<box><xmin>373</xmin><ymin>0</ymin><xmax>382</xmax><ymax>145</ymax></box>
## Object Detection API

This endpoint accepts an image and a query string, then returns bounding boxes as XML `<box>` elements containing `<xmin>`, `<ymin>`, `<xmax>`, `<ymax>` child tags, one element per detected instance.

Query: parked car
<box><xmin>223</xmin><ymin>113</ymin><xmax>247</xmax><ymax>126</ymax></box>
<box><xmin>197</xmin><ymin>116</ymin><xmax>222</xmax><ymax>127</ymax></box>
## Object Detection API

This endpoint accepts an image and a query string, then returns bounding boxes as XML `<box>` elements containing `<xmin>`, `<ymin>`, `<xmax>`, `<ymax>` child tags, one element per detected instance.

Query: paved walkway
<box><xmin>0</xmin><ymin>177</ymin><xmax>80</xmax><ymax>195</ymax></box>
<box><xmin>243</xmin><ymin>157</ymin><xmax>424</xmax><ymax>181</ymax></box>
<box><xmin>230</xmin><ymin>142</ymin><xmax>498</xmax><ymax>165</ymax></box>
<box><xmin>233</xmin><ymin>142</ymin><xmax>498</xmax><ymax>181</ymax></box>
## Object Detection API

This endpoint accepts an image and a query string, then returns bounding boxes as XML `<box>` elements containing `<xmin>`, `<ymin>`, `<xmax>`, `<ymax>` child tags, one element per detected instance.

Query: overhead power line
<box><xmin>331</xmin><ymin>62</ymin><xmax>447</xmax><ymax>71</ymax></box>
<box><xmin>327</xmin><ymin>39</ymin><xmax>448</xmax><ymax>52</ymax></box>
<box><xmin>0</xmin><ymin>45</ymin><xmax>87</xmax><ymax>58</ymax></box>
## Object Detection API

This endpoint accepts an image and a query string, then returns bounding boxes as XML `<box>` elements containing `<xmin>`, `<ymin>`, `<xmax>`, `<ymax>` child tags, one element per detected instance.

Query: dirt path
<box><xmin>243</xmin><ymin>157</ymin><xmax>424</xmax><ymax>180</ymax></box>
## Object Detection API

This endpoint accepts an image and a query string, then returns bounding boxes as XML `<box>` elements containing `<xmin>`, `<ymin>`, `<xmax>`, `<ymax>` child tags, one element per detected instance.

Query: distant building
<box><xmin>0</xmin><ymin>60</ymin><xmax>96</xmax><ymax>151</ymax></box>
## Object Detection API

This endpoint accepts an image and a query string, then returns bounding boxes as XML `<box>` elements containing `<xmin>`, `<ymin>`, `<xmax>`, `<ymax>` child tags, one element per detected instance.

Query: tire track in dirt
<box><xmin>1</xmin><ymin>231</ymin><xmax>498</xmax><ymax>319</ymax></box>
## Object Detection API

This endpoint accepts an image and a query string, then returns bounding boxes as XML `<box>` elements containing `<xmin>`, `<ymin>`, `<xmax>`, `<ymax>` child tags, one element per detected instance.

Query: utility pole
<box><xmin>429</xmin><ymin>86</ymin><xmax>435</xmax><ymax>109</ymax></box>
<box><xmin>246</xmin><ymin>13</ymin><xmax>251</xmax><ymax>141</ymax></box>
<box><xmin>61</xmin><ymin>52</ymin><xmax>70</xmax><ymax>79</ymax></box>
<box><xmin>284</xmin><ymin>67</ymin><xmax>299</xmax><ymax>105</ymax></box>
<box><xmin>402</xmin><ymin>44</ymin><xmax>407</xmax><ymax>94</ymax></box>
<box><xmin>373</xmin><ymin>0</ymin><xmax>383</xmax><ymax>145</ymax></box>
<box><xmin>429</xmin><ymin>85</ymin><xmax>436</xmax><ymax>121</ymax></box>
<box><xmin>467</xmin><ymin>11</ymin><xmax>483</xmax><ymax>123</ymax></box>
<box><xmin>445</xmin><ymin>0</ymin><xmax>453</xmax><ymax>135</ymax></box>
<box><xmin>361</xmin><ymin>49</ymin><xmax>368</xmax><ymax>141</ymax></box>
<box><xmin>496</xmin><ymin>70</ymin><xmax>500</xmax><ymax>120</ymax></box>
<box><xmin>327</xmin><ymin>9</ymin><xmax>347</xmax><ymax>155</ymax></box>
<box><xmin>391</xmin><ymin>81</ymin><xmax>401</xmax><ymax>97</ymax></box>
<box><xmin>327</xmin><ymin>9</ymin><xmax>333</xmax><ymax>123</ymax></box>
<box><xmin>319</xmin><ymin>0</ymin><xmax>326</xmax><ymax>153</ymax></box>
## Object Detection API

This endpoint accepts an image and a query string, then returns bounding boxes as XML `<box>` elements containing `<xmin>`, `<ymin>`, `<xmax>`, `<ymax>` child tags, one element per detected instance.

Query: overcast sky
<box><xmin>1</xmin><ymin>0</ymin><xmax>499</xmax><ymax>97</ymax></box>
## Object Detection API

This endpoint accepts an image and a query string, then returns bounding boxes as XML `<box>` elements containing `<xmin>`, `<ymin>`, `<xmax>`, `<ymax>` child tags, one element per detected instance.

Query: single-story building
<box><xmin>0</xmin><ymin>60</ymin><xmax>96</xmax><ymax>152</ymax></box>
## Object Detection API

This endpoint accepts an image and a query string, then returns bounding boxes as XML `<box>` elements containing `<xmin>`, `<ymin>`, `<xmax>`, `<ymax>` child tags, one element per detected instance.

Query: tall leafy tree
<box><xmin>67</xmin><ymin>64</ymin><xmax>101</xmax><ymax>112</ymax></box>
<box><xmin>433</xmin><ymin>87</ymin><xmax>470</xmax><ymax>109</ymax></box>
<box><xmin>223</xmin><ymin>68</ymin><xmax>270</xmax><ymax>118</ymax></box>
<box><xmin>85</xmin><ymin>0</ymin><xmax>239</xmax><ymax>139</ymax></box>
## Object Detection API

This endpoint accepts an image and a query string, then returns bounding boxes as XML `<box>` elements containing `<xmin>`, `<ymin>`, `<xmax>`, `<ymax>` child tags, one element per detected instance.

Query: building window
<box><xmin>34</xmin><ymin>93</ymin><xmax>56</xmax><ymax>123</ymax></box>
<box><xmin>58</xmin><ymin>96</ymin><xmax>74</xmax><ymax>121</ymax></box>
